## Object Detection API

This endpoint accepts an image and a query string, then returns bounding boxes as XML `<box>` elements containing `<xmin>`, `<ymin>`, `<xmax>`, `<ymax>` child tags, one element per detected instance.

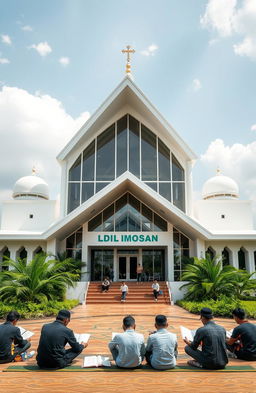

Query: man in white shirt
<box><xmin>108</xmin><ymin>315</ymin><xmax>145</xmax><ymax>368</ymax></box>
<box><xmin>120</xmin><ymin>281</ymin><xmax>128</xmax><ymax>302</ymax></box>
<box><xmin>145</xmin><ymin>315</ymin><xmax>177</xmax><ymax>370</ymax></box>
<box><xmin>152</xmin><ymin>279</ymin><xmax>160</xmax><ymax>302</ymax></box>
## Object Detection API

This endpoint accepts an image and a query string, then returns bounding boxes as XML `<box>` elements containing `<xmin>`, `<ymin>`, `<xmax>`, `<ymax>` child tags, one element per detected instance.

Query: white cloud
<box><xmin>200</xmin><ymin>138</ymin><xmax>256</xmax><ymax>200</ymax></box>
<box><xmin>1</xmin><ymin>35</ymin><xmax>12</xmax><ymax>45</ymax></box>
<box><xmin>192</xmin><ymin>78</ymin><xmax>202</xmax><ymax>92</ymax></box>
<box><xmin>59</xmin><ymin>57</ymin><xmax>70</xmax><ymax>66</ymax></box>
<box><xmin>21</xmin><ymin>25</ymin><xmax>33</xmax><ymax>32</ymax></box>
<box><xmin>0</xmin><ymin>58</ymin><xmax>10</xmax><ymax>64</ymax></box>
<box><xmin>201</xmin><ymin>0</ymin><xmax>256</xmax><ymax>59</ymax></box>
<box><xmin>251</xmin><ymin>124</ymin><xmax>256</xmax><ymax>131</ymax></box>
<box><xmin>141</xmin><ymin>44</ymin><xmax>158</xmax><ymax>56</ymax></box>
<box><xmin>29</xmin><ymin>42</ymin><xmax>52</xmax><ymax>57</ymax></box>
<box><xmin>0</xmin><ymin>86</ymin><xmax>90</xmax><ymax>200</ymax></box>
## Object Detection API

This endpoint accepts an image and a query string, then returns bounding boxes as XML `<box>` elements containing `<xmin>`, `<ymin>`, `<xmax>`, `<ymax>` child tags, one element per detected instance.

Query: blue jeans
<box><xmin>121</xmin><ymin>291</ymin><xmax>127</xmax><ymax>300</ymax></box>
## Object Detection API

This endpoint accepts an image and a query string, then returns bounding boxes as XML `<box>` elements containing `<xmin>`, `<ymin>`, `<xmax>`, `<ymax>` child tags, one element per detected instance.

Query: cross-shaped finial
<box><xmin>121</xmin><ymin>45</ymin><xmax>135</xmax><ymax>75</ymax></box>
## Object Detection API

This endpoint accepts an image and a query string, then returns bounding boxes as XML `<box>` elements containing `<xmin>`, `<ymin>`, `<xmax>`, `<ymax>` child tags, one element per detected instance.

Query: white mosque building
<box><xmin>0</xmin><ymin>75</ymin><xmax>255</xmax><ymax>301</ymax></box>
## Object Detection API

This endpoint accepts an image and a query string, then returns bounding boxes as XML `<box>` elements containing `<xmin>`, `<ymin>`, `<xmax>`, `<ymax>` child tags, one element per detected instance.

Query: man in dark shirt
<box><xmin>36</xmin><ymin>309</ymin><xmax>87</xmax><ymax>369</ymax></box>
<box><xmin>226</xmin><ymin>308</ymin><xmax>256</xmax><ymax>360</ymax></box>
<box><xmin>0</xmin><ymin>310</ymin><xmax>31</xmax><ymax>364</ymax></box>
<box><xmin>184</xmin><ymin>307</ymin><xmax>228</xmax><ymax>369</ymax></box>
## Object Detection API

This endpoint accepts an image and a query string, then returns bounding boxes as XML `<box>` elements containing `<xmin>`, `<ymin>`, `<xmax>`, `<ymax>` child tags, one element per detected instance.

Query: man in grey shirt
<box><xmin>145</xmin><ymin>315</ymin><xmax>177</xmax><ymax>370</ymax></box>
<box><xmin>184</xmin><ymin>307</ymin><xmax>228</xmax><ymax>369</ymax></box>
<box><xmin>108</xmin><ymin>315</ymin><xmax>145</xmax><ymax>368</ymax></box>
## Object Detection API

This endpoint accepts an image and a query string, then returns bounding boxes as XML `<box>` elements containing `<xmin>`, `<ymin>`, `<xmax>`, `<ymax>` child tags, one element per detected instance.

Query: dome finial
<box><xmin>32</xmin><ymin>166</ymin><xmax>37</xmax><ymax>175</ymax></box>
<box><xmin>216</xmin><ymin>167</ymin><xmax>221</xmax><ymax>175</ymax></box>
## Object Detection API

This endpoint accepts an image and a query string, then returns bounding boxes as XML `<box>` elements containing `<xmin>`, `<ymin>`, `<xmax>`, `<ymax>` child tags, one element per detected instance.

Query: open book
<box><xmin>226</xmin><ymin>329</ymin><xmax>233</xmax><ymax>339</ymax></box>
<box><xmin>112</xmin><ymin>332</ymin><xmax>119</xmax><ymax>340</ymax></box>
<box><xmin>74</xmin><ymin>333</ymin><xmax>90</xmax><ymax>344</ymax></box>
<box><xmin>18</xmin><ymin>326</ymin><xmax>34</xmax><ymax>340</ymax></box>
<box><xmin>180</xmin><ymin>326</ymin><xmax>196</xmax><ymax>342</ymax></box>
<box><xmin>82</xmin><ymin>355</ymin><xmax>111</xmax><ymax>368</ymax></box>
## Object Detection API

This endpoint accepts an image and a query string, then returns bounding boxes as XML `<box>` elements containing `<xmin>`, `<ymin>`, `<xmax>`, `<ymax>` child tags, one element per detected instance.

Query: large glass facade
<box><xmin>91</xmin><ymin>249</ymin><xmax>114</xmax><ymax>281</ymax></box>
<box><xmin>173</xmin><ymin>227</ymin><xmax>191</xmax><ymax>281</ymax></box>
<box><xmin>67</xmin><ymin>114</ymin><xmax>185</xmax><ymax>213</ymax></box>
<box><xmin>66</xmin><ymin>227</ymin><xmax>83</xmax><ymax>260</ymax></box>
<box><xmin>142</xmin><ymin>249</ymin><xmax>165</xmax><ymax>281</ymax></box>
<box><xmin>88</xmin><ymin>192</ymin><xmax>167</xmax><ymax>232</ymax></box>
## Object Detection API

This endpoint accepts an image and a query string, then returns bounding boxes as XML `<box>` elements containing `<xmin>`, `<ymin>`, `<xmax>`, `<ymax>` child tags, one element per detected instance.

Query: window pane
<box><xmin>76</xmin><ymin>231</ymin><xmax>82</xmax><ymax>249</ymax></box>
<box><xmin>88</xmin><ymin>212</ymin><xmax>102</xmax><ymax>231</ymax></box>
<box><xmin>82</xmin><ymin>183</ymin><xmax>94</xmax><ymax>203</ymax></box>
<box><xmin>159</xmin><ymin>183</ymin><xmax>171</xmax><ymax>202</ymax></box>
<box><xmin>141</xmin><ymin>204</ymin><xmax>153</xmax><ymax>231</ymax></box>
<box><xmin>66</xmin><ymin>233</ymin><xmax>75</xmax><ymax>248</ymax></box>
<box><xmin>174</xmin><ymin>271</ymin><xmax>181</xmax><ymax>281</ymax></box>
<box><xmin>173</xmin><ymin>231</ymin><xmax>180</xmax><ymax>249</ymax></box>
<box><xmin>82</xmin><ymin>140</ymin><xmax>95</xmax><ymax>181</ymax></box>
<box><xmin>158</xmin><ymin>139</ymin><xmax>170</xmax><ymax>181</ymax></box>
<box><xmin>96</xmin><ymin>124</ymin><xmax>115</xmax><ymax>181</ymax></box>
<box><xmin>68</xmin><ymin>183</ymin><xmax>80</xmax><ymax>213</ymax></box>
<box><xmin>142</xmin><ymin>250</ymin><xmax>153</xmax><ymax>280</ymax></box>
<box><xmin>141</xmin><ymin>125</ymin><xmax>157</xmax><ymax>181</ymax></box>
<box><xmin>172</xmin><ymin>183</ymin><xmax>185</xmax><ymax>212</ymax></box>
<box><xmin>117</xmin><ymin>115</ymin><xmax>127</xmax><ymax>177</ymax></box>
<box><xmin>172</xmin><ymin>154</ymin><xmax>184</xmax><ymax>181</ymax></box>
<box><xmin>96</xmin><ymin>183</ymin><xmax>109</xmax><ymax>192</ymax></box>
<box><xmin>181</xmin><ymin>233</ymin><xmax>189</xmax><ymax>248</ymax></box>
<box><xmin>69</xmin><ymin>156</ymin><xmax>81</xmax><ymax>181</ymax></box>
<box><xmin>103</xmin><ymin>204</ymin><xmax>115</xmax><ymax>231</ymax></box>
<box><xmin>145</xmin><ymin>182</ymin><xmax>157</xmax><ymax>191</ymax></box>
<box><xmin>174</xmin><ymin>249</ymin><xmax>181</xmax><ymax>269</ymax></box>
<box><xmin>129</xmin><ymin>115</ymin><xmax>140</xmax><ymax>177</ymax></box>
<box><xmin>154</xmin><ymin>213</ymin><xmax>167</xmax><ymax>231</ymax></box>
<box><xmin>115</xmin><ymin>194</ymin><xmax>128</xmax><ymax>231</ymax></box>
<box><xmin>128</xmin><ymin>194</ymin><xmax>141</xmax><ymax>231</ymax></box>
<box><xmin>91</xmin><ymin>250</ymin><xmax>102</xmax><ymax>281</ymax></box>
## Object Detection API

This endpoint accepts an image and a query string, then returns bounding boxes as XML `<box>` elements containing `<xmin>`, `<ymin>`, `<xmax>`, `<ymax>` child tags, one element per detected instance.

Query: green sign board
<box><xmin>97</xmin><ymin>234</ymin><xmax>158</xmax><ymax>243</ymax></box>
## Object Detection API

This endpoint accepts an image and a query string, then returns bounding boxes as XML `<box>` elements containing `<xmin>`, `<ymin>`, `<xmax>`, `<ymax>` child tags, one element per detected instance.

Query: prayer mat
<box><xmin>3</xmin><ymin>365</ymin><xmax>256</xmax><ymax>372</ymax></box>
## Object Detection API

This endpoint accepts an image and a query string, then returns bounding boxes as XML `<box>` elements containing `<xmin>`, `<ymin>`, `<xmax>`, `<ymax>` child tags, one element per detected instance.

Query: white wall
<box><xmin>193</xmin><ymin>199</ymin><xmax>254</xmax><ymax>231</ymax></box>
<box><xmin>66</xmin><ymin>281</ymin><xmax>89</xmax><ymax>303</ymax></box>
<box><xmin>168</xmin><ymin>281</ymin><xmax>188</xmax><ymax>302</ymax></box>
<box><xmin>1</xmin><ymin>200</ymin><xmax>57</xmax><ymax>231</ymax></box>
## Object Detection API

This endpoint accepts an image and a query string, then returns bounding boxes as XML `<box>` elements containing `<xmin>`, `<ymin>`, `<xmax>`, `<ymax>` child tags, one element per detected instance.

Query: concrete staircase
<box><xmin>86</xmin><ymin>281</ymin><xmax>171</xmax><ymax>304</ymax></box>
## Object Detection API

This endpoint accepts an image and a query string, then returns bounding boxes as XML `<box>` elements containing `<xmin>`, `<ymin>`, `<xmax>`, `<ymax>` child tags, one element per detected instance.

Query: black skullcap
<box><xmin>57</xmin><ymin>309</ymin><xmax>71</xmax><ymax>319</ymax></box>
<box><xmin>200</xmin><ymin>307</ymin><xmax>213</xmax><ymax>319</ymax></box>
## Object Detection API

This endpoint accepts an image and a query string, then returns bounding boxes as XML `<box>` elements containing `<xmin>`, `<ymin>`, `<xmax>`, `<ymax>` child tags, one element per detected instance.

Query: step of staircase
<box><xmin>86</xmin><ymin>281</ymin><xmax>170</xmax><ymax>304</ymax></box>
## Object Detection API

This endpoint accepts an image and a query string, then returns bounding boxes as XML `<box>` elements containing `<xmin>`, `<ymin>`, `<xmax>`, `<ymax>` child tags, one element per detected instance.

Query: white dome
<box><xmin>202</xmin><ymin>174</ymin><xmax>239</xmax><ymax>200</ymax></box>
<box><xmin>13</xmin><ymin>174</ymin><xmax>49</xmax><ymax>200</ymax></box>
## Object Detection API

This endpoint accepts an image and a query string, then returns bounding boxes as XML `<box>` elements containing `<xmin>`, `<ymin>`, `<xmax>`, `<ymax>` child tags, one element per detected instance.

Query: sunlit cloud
<box><xmin>1</xmin><ymin>35</ymin><xmax>12</xmax><ymax>45</ymax></box>
<box><xmin>29</xmin><ymin>42</ymin><xmax>52</xmax><ymax>57</ymax></box>
<box><xmin>59</xmin><ymin>57</ymin><xmax>70</xmax><ymax>66</ymax></box>
<box><xmin>141</xmin><ymin>44</ymin><xmax>158</xmax><ymax>56</ymax></box>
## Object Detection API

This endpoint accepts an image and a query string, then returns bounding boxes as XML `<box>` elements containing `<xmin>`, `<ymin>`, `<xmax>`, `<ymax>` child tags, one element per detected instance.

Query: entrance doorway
<box><xmin>118</xmin><ymin>255</ymin><xmax>137</xmax><ymax>280</ymax></box>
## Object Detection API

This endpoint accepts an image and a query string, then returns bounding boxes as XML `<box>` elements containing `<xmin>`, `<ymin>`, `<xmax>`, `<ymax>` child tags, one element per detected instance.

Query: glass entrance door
<box><xmin>118</xmin><ymin>255</ymin><xmax>138</xmax><ymax>280</ymax></box>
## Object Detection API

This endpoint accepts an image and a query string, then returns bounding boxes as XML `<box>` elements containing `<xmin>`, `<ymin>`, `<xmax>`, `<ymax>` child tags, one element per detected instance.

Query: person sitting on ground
<box><xmin>120</xmin><ymin>281</ymin><xmax>128</xmax><ymax>302</ymax></box>
<box><xmin>145</xmin><ymin>314</ymin><xmax>177</xmax><ymax>370</ymax></box>
<box><xmin>0</xmin><ymin>310</ymin><xmax>34</xmax><ymax>364</ymax></box>
<box><xmin>226</xmin><ymin>308</ymin><xmax>256</xmax><ymax>361</ymax></box>
<box><xmin>108</xmin><ymin>315</ymin><xmax>145</xmax><ymax>368</ymax></box>
<box><xmin>184</xmin><ymin>307</ymin><xmax>228</xmax><ymax>369</ymax></box>
<box><xmin>36</xmin><ymin>309</ymin><xmax>87</xmax><ymax>369</ymax></box>
<box><xmin>136</xmin><ymin>263</ymin><xmax>143</xmax><ymax>283</ymax></box>
<box><xmin>102</xmin><ymin>277</ymin><xmax>110</xmax><ymax>293</ymax></box>
<box><xmin>152</xmin><ymin>279</ymin><xmax>160</xmax><ymax>302</ymax></box>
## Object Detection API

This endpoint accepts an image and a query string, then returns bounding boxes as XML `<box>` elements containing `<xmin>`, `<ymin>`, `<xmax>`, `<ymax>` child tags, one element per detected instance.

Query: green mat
<box><xmin>3</xmin><ymin>365</ymin><xmax>256</xmax><ymax>372</ymax></box>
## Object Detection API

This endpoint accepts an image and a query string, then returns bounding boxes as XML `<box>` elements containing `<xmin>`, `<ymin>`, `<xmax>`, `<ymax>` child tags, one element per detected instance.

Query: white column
<box><xmin>27</xmin><ymin>248</ymin><xmax>33</xmax><ymax>262</ymax></box>
<box><xmin>114</xmin><ymin>248</ymin><xmax>118</xmax><ymax>281</ymax></box>
<box><xmin>247</xmin><ymin>249</ymin><xmax>255</xmax><ymax>274</ymax></box>
<box><xmin>46</xmin><ymin>238</ymin><xmax>58</xmax><ymax>256</ymax></box>
<box><xmin>168</xmin><ymin>223</ymin><xmax>173</xmax><ymax>281</ymax></box>
<box><xmin>82</xmin><ymin>223</ymin><xmax>90</xmax><ymax>281</ymax></box>
<box><xmin>195</xmin><ymin>238</ymin><xmax>205</xmax><ymax>258</ymax></box>
<box><xmin>231</xmin><ymin>247</ymin><xmax>239</xmax><ymax>269</ymax></box>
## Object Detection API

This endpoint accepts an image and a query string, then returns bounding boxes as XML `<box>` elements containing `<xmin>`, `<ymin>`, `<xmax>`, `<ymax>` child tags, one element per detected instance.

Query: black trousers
<box><xmin>185</xmin><ymin>345</ymin><xmax>226</xmax><ymax>369</ymax></box>
<box><xmin>153</xmin><ymin>290</ymin><xmax>159</xmax><ymax>299</ymax></box>
<box><xmin>0</xmin><ymin>341</ymin><xmax>31</xmax><ymax>364</ymax></box>
<box><xmin>226</xmin><ymin>343</ymin><xmax>256</xmax><ymax>361</ymax></box>
<box><xmin>102</xmin><ymin>285</ymin><xmax>109</xmax><ymax>291</ymax></box>
<box><xmin>37</xmin><ymin>347</ymin><xmax>83</xmax><ymax>369</ymax></box>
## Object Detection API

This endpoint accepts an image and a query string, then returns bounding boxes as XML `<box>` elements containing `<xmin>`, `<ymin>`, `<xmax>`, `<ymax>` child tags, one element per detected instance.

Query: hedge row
<box><xmin>0</xmin><ymin>299</ymin><xmax>79</xmax><ymax>319</ymax></box>
<box><xmin>177</xmin><ymin>297</ymin><xmax>256</xmax><ymax>319</ymax></box>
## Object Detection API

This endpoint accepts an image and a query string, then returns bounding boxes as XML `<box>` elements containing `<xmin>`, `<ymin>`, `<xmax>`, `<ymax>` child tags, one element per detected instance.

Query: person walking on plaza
<box><xmin>136</xmin><ymin>263</ymin><xmax>143</xmax><ymax>283</ymax></box>
<box><xmin>108</xmin><ymin>315</ymin><xmax>145</xmax><ymax>368</ymax></box>
<box><xmin>120</xmin><ymin>281</ymin><xmax>128</xmax><ymax>302</ymax></box>
<box><xmin>152</xmin><ymin>279</ymin><xmax>160</xmax><ymax>302</ymax></box>
<box><xmin>145</xmin><ymin>315</ymin><xmax>177</xmax><ymax>370</ymax></box>
<box><xmin>226</xmin><ymin>308</ymin><xmax>256</xmax><ymax>360</ymax></box>
<box><xmin>37</xmin><ymin>309</ymin><xmax>87</xmax><ymax>369</ymax></box>
<box><xmin>184</xmin><ymin>307</ymin><xmax>228</xmax><ymax>369</ymax></box>
<box><xmin>0</xmin><ymin>311</ymin><xmax>34</xmax><ymax>364</ymax></box>
<box><xmin>102</xmin><ymin>277</ymin><xmax>110</xmax><ymax>293</ymax></box>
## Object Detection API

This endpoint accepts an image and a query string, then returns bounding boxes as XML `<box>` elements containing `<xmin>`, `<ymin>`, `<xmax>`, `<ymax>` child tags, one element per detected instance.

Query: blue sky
<box><xmin>0</xmin><ymin>0</ymin><xmax>256</xmax><ymax>205</ymax></box>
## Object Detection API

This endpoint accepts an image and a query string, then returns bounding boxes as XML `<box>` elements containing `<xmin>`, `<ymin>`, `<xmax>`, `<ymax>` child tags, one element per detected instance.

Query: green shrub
<box><xmin>177</xmin><ymin>296</ymin><xmax>256</xmax><ymax>319</ymax></box>
<box><xmin>0</xmin><ymin>299</ymin><xmax>79</xmax><ymax>320</ymax></box>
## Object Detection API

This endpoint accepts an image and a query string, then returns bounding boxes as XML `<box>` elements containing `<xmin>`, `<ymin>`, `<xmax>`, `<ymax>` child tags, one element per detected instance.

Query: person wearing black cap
<box><xmin>36</xmin><ymin>309</ymin><xmax>87</xmax><ymax>369</ymax></box>
<box><xmin>183</xmin><ymin>307</ymin><xmax>228</xmax><ymax>369</ymax></box>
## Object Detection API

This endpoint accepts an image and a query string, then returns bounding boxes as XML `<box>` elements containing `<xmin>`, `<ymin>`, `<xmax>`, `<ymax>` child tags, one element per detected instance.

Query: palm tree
<box><xmin>231</xmin><ymin>270</ymin><xmax>256</xmax><ymax>298</ymax></box>
<box><xmin>180</xmin><ymin>255</ymin><xmax>236</xmax><ymax>301</ymax></box>
<box><xmin>0</xmin><ymin>253</ymin><xmax>80</xmax><ymax>303</ymax></box>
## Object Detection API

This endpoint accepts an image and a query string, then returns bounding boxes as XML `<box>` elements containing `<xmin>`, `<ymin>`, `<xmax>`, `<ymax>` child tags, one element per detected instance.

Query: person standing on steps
<box><xmin>152</xmin><ymin>279</ymin><xmax>160</xmax><ymax>302</ymax></box>
<box><xmin>136</xmin><ymin>263</ymin><xmax>143</xmax><ymax>283</ymax></box>
<box><xmin>120</xmin><ymin>281</ymin><xmax>128</xmax><ymax>302</ymax></box>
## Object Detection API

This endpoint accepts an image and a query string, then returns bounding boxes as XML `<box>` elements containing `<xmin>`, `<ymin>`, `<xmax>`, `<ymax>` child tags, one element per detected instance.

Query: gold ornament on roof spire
<box><xmin>121</xmin><ymin>45</ymin><xmax>135</xmax><ymax>75</ymax></box>
<box><xmin>216</xmin><ymin>167</ymin><xmax>221</xmax><ymax>175</ymax></box>
<box><xmin>32</xmin><ymin>166</ymin><xmax>37</xmax><ymax>175</ymax></box>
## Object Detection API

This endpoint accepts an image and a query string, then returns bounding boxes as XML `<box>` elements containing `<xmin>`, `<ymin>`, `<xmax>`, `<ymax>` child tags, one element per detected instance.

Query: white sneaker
<box><xmin>27</xmin><ymin>351</ymin><xmax>35</xmax><ymax>359</ymax></box>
